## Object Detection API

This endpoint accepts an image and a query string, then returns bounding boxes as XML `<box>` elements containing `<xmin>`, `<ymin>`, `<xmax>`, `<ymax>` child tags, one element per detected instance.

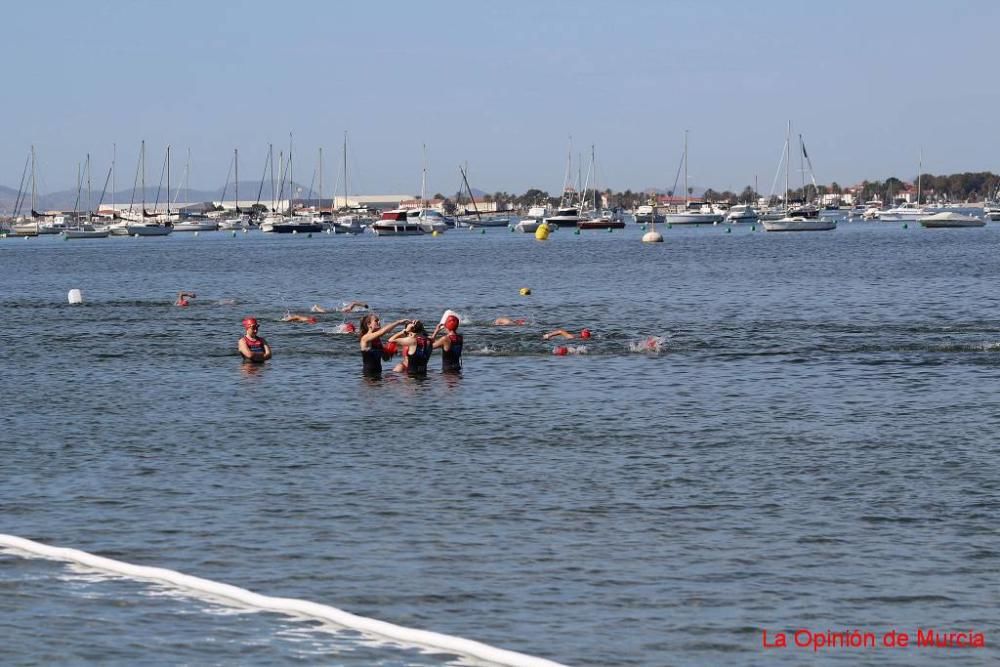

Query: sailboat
<box><xmin>663</xmin><ymin>131</ymin><xmax>723</xmax><ymax>225</ymax></box>
<box><xmin>457</xmin><ymin>164</ymin><xmax>511</xmax><ymax>227</ymax></box>
<box><xmin>11</xmin><ymin>147</ymin><xmax>41</xmax><ymax>236</ymax></box>
<box><xmin>261</xmin><ymin>136</ymin><xmax>323</xmax><ymax>233</ymax></box>
<box><xmin>761</xmin><ymin>123</ymin><xmax>836</xmax><ymax>232</ymax></box>
<box><xmin>172</xmin><ymin>149</ymin><xmax>218</xmax><ymax>231</ymax></box>
<box><xmin>578</xmin><ymin>146</ymin><xmax>624</xmax><ymax>229</ymax></box>
<box><xmin>544</xmin><ymin>141</ymin><xmax>584</xmax><ymax>228</ymax></box>
<box><xmin>218</xmin><ymin>148</ymin><xmax>250</xmax><ymax>230</ymax></box>
<box><xmin>405</xmin><ymin>144</ymin><xmax>449</xmax><ymax>233</ymax></box>
<box><xmin>63</xmin><ymin>154</ymin><xmax>109</xmax><ymax>238</ymax></box>
<box><xmin>124</xmin><ymin>141</ymin><xmax>172</xmax><ymax>236</ymax></box>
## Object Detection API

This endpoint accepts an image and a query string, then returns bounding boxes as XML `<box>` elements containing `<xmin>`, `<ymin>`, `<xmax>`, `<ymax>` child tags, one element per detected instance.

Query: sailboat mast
<box><xmin>318</xmin><ymin>147</ymin><xmax>323</xmax><ymax>212</ymax></box>
<box><xmin>421</xmin><ymin>143</ymin><xmax>427</xmax><ymax>207</ymax></box>
<box><xmin>141</xmin><ymin>140</ymin><xmax>146</xmax><ymax>214</ymax></box>
<box><xmin>784</xmin><ymin>121</ymin><xmax>790</xmax><ymax>210</ymax></box>
<box><xmin>916</xmin><ymin>149</ymin><xmax>922</xmax><ymax>206</ymax></box>
<box><xmin>343</xmin><ymin>131</ymin><xmax>348</xmax><ymax>209</ymax></box>
<box><xmin>31</xmin><ymin>145</ymin><xmax>36</xmax><ymax>214</ymax></box>
<box><xmin>87</xmin><ymin>153</ymin><xmax>92</xmax><ymax>217</ymax></box>
<box><xmin>288</xmin><ymin>132</ymin><xmax>293</xmax><ymax>214</ymax></box>
<box><xmin>683</xmin><ymin>130</ymin><xmax>688</xmax><ymax>206</ymax></box>
<box><xmin>235</xmin><ymin>148</ymin><xmax>239</xmax><ymax>212</ymax></box>
<box><xmin>112</xmin><ymin>143</ymin><xmax>116</xmax><ymax>219</ymax></box>
<box><xmin>166</xmin><ymin>145</ymin><xmax>171</xmax><ymax>217</ymax></box>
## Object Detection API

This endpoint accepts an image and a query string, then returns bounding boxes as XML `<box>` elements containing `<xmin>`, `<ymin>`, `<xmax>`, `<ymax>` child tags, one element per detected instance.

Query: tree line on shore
<box><xmin>433</xmin><ymin>171</ymin><xmax>1000</xmax><ymax>211</ymax></box>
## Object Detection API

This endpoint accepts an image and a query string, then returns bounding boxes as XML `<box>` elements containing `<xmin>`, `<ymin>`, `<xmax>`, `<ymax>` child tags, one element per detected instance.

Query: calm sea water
<box><xmin>1</xmin><ymin>220</ymin><xmax>998</xmax><ymax>666</ymax></box>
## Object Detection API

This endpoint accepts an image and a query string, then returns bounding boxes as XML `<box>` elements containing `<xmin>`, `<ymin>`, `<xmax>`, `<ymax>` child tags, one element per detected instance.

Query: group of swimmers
<box><xmin>237</xmin><ymin>312</ymin><xmax>464</xmax><ymax>376</ymax></box>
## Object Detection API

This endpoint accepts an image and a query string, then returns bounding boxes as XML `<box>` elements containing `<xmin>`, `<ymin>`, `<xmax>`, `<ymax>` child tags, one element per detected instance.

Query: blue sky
<box><xmin>2</xmin><ymin>0</ymin><xmax>997</xmax><ymax>196</ymax></box>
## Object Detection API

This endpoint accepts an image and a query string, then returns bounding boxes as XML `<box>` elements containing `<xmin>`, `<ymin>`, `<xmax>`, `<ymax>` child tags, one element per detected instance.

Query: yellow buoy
<box><xmin>519</xmin><ymin>287</ymin><xmax>531</xmax><ymax>296</ymax></box>
<box><xmin>432</xmin><ymin>230</ymin><xmax>440</xmax><ymax>237</ymax></box>
<box><xmin>534</xmin><ymin>223</ymin><xmax>550</xmax><ymax>240</ymax></box>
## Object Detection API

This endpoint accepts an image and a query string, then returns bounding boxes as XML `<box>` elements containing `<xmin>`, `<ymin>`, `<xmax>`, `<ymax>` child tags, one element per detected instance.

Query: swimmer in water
<box><xmin>542</xmin><ymin>328</ymin><xmax>592</xmax><ymax>340</ymax></box>
<box><xmin>282</xmin><ymin>312</ymin><xmax>318</xmax><ymax>324</ymax></box>
<box><xmin>312</xmin><ymin>301</ymin><xmax>367</xmax><ymax>314</ymax></box>
<box><xmin>433</xmin><ymin>314</ymin><xmax>463</xmax><ymax>372</ymax></box>
<box><xmin>359</xmin><ymin>314</ymin><xmax>408</xmax><ymax>375</ymax></box>
<box><xmin>175</xmin><ymin>291</ymin><xmax>196</xmax><ymax>307</ymax></box>
<box><xmin>494</xmin><ymin>317</ymin><xmax>527</xmax><ymax>326</ymax></box>
<box><xmin>389</xmin><ymin>320</ymin><xmax>434</xmax><ymax>375</ymax></box>
<box><xmin>237</xmin><ymin>317</ymin><xmax>271</xmax><ymax>362</ymax></box>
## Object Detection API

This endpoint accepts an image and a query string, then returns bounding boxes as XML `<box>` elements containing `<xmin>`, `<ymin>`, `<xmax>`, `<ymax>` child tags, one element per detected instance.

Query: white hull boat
<box><xmin>761</xmin><ymin>217</ymin><xmax>837</xmax><ymax>232</ymax></box>
<box><xmin>918</xmin><ymin>212</ymin><xmax>985</xmax><ymax>228</ymax></box>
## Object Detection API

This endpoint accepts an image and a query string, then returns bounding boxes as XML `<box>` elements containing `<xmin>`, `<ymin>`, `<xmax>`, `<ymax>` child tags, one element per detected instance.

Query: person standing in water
<box><xmin>389</xmin><ymin>320</ymin><xmax>434</xmax><ymax>375</ymax></box>
<box><xmin>433</xmin><ymin>314</ymin><xmax>463</xmax><ymax>372</ymax></box>
<box><xmin>237</xmin><ymin>317</ymin><xmax>271</xmax><ymax>362</ymax></box>
<box><xmin>359</xmin><ymin>314</ymin><xmax>407</xmax><ymax>375</ymax></box>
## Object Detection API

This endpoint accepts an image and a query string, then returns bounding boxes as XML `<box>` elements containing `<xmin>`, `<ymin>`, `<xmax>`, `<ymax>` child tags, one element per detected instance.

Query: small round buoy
<box><xmin>432</xmin><ymin>230</ymin><xmax>439</xmax><ymax>237</ymax></box>
<box><xmin>607</xmin><ymin>227</ymin><xmax>613</xmax><ymax>233</ymax></box>
<box><xmin>307</xmin><ymin>233</ymin><xmax>312</xmax><ymax>238</ymax></box>
<box><xmin>640</xmin><ymin>224</ymin><xmax>646</xmax><ymax>231</ymax></box>
<box><xmin>243</xmin><ymin>228</ymin><xmax>249</xmax><ymax>234</ymax></box>
<box><xmin>67</xmin><ymin>289</ymin><xmax>83</xmax><ymax>305</ymax></box>
<box><xmin>642</xmin><ymin>231</ymin><xmax>664</xmax><ymax>243</ymax></box>
<box><xmin>903</xmin><ymin>223</ymin><xmax>908</xmax><ymax>229</ymax></box>
<box><xmin>519</xmin><ymin>287</ymin><xmax>531</xmax><ymax>296</ymax></box>
<box><xmin>292</xmin><ymin>229</ymin><xmax>298</xmax><ymax>235</ymax></box>
<box><xmin>574</xmin><ymin>228</ymin><xmax>580</xmax><ymax>235</ymax></box>
<box><xmin>725</xmin><ymin>227</ymin><xmax>731</xmax><ymax>234</ymax></box>
<box><xmin>326</xmin><ymin>228</ymin><xmax>332</xmax><ymax>234</ymax></box>
<box><xmin>194</xmin><ymin>231</ymin><xmax>199</xmax><ymax>237</ymax></box>
<box><xmin>134</xmin><ymin>233</ymin><xmax>140</xmax><ymax>238</ymax></box>
<box><xmin>63</xmin><ymin>234</ymin><xmax>69</xmax><ymax>241</ymax></box>
<box><xmin>481</xmin><ymin>228</ymin><xmax>486</xmax><ymax>234</ymax></box>
<box><xmin>534</xmin><ymin>224</ymin><xmax>549</xmax><ymax>241</ymax></box>
<box><xmin>750</xmin><ymin>225</ymin><xmax>756</xmax><ymax>232</ymax></box>
<box><xmin>509</xmin><ymin>226</ymin><xmax>515</xmax><ymax>232</ymax></box>
<box><xmin>667</xmin><ymin>223</ymin><xmax>673</xmax><ymax>229</ymax></box>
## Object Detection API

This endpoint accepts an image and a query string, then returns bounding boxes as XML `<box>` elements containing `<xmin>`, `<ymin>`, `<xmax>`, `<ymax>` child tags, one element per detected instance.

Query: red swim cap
<box><xmin>444</xmin><ymin>315</ymin><xmax>460</xmax><ymax>331</ymax></box>
<box><xmin>580</xmin><ymin>328</ymin><xmax>592</xmax><ymax>339</ymax></box>
<box><xmin>344</xmin><ymin>322</ymin><xmax>356</xmax><ymax>333</ymax></box>
<box><xmin>307</xmin><ymin>316</ymin><xmax>318</xmax><ymax>324</ymax></box>
<box><xmin>242</xmin><ymin>317</ymin><xmax>258</xmax><ymax>329</ymax></box>
<box><xmin>553</xmin><ymin>346</ymin><xmax>569</xmax><ymax>356</ymax></box>
<box><xmin>385</xmin><ymin>341</ymin><xmax>399</xmax><ymax>356</ymax></box>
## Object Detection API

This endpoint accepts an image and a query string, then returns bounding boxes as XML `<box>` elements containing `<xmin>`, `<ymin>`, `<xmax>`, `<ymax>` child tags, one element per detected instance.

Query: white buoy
<box><xmin>67</xmin><ymin>289</ymin><xmax>83</xmax><ymax>305</ymax></box>
<box><xmin>642</xmin><ymin>231</ymin><xmax>664</xmax><ymax>243</ymax></box>
<box><xmin>194</xmin><ymin>231</ymin><xmax>199</xmax><ymax>237</ymax></box>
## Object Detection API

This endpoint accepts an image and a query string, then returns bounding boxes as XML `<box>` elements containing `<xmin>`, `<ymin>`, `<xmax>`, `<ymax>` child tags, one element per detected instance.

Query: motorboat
<box><xmin>62</xmin><ymin>222</ymin><xmax>109</xmax><ymax>239</ymax></box>
<box><xmin>725</xmin><ymin>204</ymin><xmax>759</xmax><ymax>224</ymax></box>
<box><xmin>633</xmin><ymin>204</ymin><xmax>664</xmax><ymax>224</ymax></box>
<box><xmin>407</xmin><ymin>208</ymin><xmax>449</xmax><ymax>233</ymax></box>
<box><xmin>543</xmin><ymin>205</ymin><xmax>583</xmax><ymax>228</ymax></box>
<box><xmin>578</xmin><ymin>210</ymin><xmax>625</xmax><ymax>229</ymax></box>
<box><xmin>983</xmin><ymin>201</ymin><xmax>1000</xmax><ymax>221</ymax></box>
<box><xmin>878</xmin><ymin>202</ymin><xmax>929</xmax><ymax>221</ymax></box>
<box><xmin>918</xmin><ymin>212</ymin><xmax>985</xmax><ymax>228</ymax></box>
<box><xmin>514</xmin><ymin>206</ymin><xmax>547</xmax><ymax>233</ymax></box>
<box><xmin>761</xmin><ymin>216</ymin><xmax>836</xmax><ymax>232</ymax></box>
<box><xmin>664</xmin><ymin>202</ymin><xmax>724</xmax><ymax>225</ymax></box>
<box><xmin>260</xmin><ymin>214</ymin><xmax>323</xmax><ymax>233</ymax></box>
<box><xmin>371</xmin><ymin>209</ymin><xmax>424</xmax><ymax>236</ymax></box>
<box><xmin>125</xmin><ymin>221</ymin><xmax>173</xmax><ymax>236</ymax></box>
<box><xmin>172</xmin><ymin>217</ymin><xmax>219</xmax><ymax>232</ymax></box>
<box><xmin>331</xmin><ymin>214</ymin><xmax>366</xmax><ymax>234</ymax></box>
